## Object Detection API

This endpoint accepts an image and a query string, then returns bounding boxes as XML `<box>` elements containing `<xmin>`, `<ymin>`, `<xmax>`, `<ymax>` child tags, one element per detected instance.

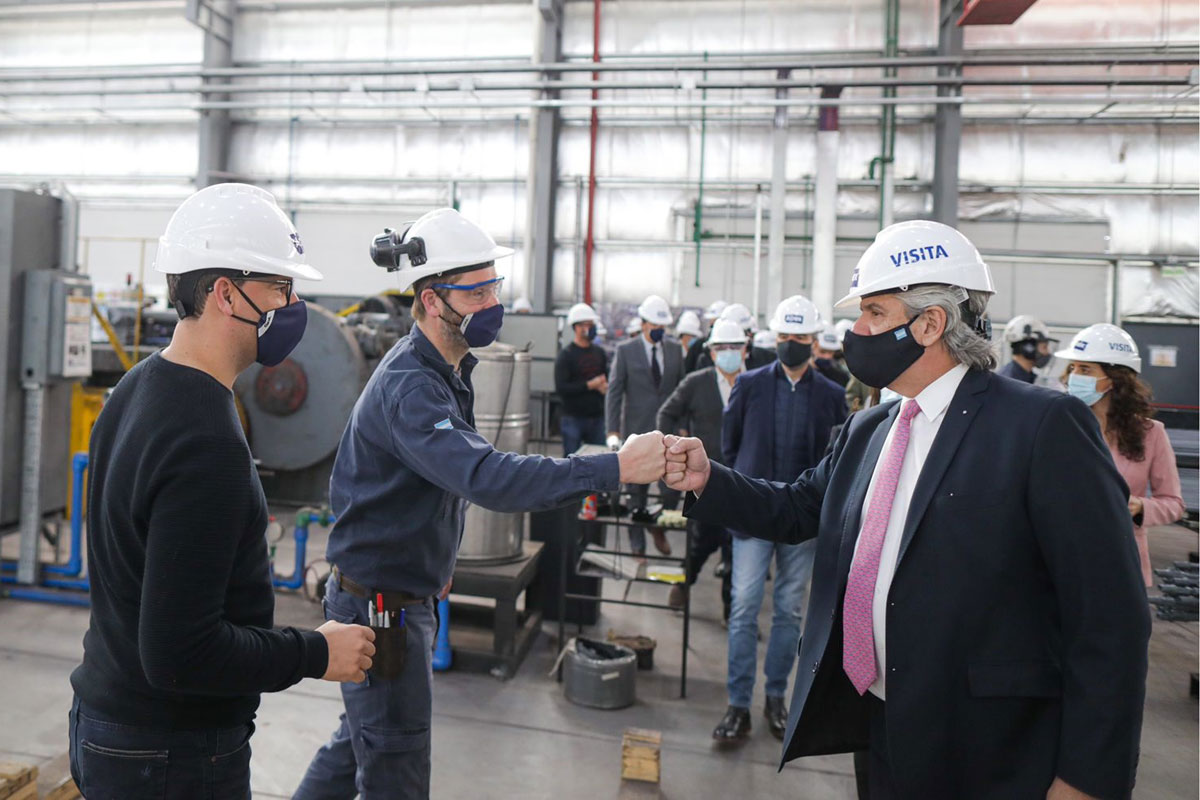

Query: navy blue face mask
<box><xmin>230</xmin><ymin>283</ymin><xmax>307</xmax><ymax>367</ymax></box>
<box><xmin>648</xmin><ymin>327</ymin><xmax>665</xmax><ymax>344</ymax></box>
<box><xmin>441</xmin><ymin>298</ymin><xmax>505</xmax><ymax>348</ymax></box>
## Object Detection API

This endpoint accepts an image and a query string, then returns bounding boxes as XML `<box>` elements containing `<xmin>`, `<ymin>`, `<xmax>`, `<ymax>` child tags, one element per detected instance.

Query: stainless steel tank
<box><xmin>457</xmin><ymin>341</ymin><xmax>531</xmax><ymax>564</ymax></box>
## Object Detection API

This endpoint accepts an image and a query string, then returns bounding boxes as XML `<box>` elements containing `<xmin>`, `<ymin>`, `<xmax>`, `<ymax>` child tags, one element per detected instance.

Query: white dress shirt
<box><xmin>852</xmin><ymin>363</ymin><xmax>968</xmax><ymax>700</ymax></box>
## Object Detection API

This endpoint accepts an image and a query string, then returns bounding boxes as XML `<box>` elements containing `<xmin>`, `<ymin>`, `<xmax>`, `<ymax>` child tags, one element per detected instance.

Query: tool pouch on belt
<box><xmin>369</xmin><ymin>624</ymin><xmax>407</xmax><ymax>680</ymax></box>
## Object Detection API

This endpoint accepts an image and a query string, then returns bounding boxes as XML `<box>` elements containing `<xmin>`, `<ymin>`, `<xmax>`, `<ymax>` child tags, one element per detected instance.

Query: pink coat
<box><xmin>1107</xmin><ymin>419</ymin><xmax>1185</xmax><ymax>587</ymax></box>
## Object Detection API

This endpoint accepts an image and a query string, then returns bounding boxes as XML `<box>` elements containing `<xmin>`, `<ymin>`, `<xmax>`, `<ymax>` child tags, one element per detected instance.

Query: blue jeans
<box><xmin>68</xmin><ymin>695</ymin><xmax>253</xmax><ymax>800</ymax></box>
<box><xmin>561</xmin><ymin>414</ymin><xmax>605</xmax><ymax>457</ymax></box>
<box><xmin>727</xmin><ymin>536</ymin><xmax>815</xmax><ymax>708</ymax></box>
<box><xmin>293</xmin><ymin>577</ymin><xmax>437</xmax><ymax>800</ymax></box>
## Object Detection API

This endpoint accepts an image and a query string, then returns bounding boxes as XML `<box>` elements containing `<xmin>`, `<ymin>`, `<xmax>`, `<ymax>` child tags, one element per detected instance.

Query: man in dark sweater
<box><xmin>554</xmin><ymin>302</ymin><xmax>609</xmax><ymax>456</ymax></box>
<box><xmin>68</xmin><ymin>184</ymin><xmax>375</xmax><ymax>800</ymax></box>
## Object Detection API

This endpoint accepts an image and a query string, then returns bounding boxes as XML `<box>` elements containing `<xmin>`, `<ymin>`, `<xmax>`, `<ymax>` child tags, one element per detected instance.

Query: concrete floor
<box><xmin>1</xmin><ymin>521</ymin><xmax>1196</xmax><ymax>799</ymax></box>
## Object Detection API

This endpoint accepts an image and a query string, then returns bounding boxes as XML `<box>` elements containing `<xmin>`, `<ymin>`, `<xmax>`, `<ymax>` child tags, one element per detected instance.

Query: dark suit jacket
<box><xmin>657</xmin><ymin>367</ymin><xmax>729</xmax><ymax>467</ymax></box>
<box><xmin>722</xmin><ymin>362</ymin><xmax>847</xmax><ymax>480</ymax></box>
<box><xmin>685</xmin><ymin>368</ymin><xmax>1149</xmax><ymax>799</ymax></box>
<box><xmin>605</xmin><ymin>335</ymin><xmax>685</xmax><ymax>437</ymax></box>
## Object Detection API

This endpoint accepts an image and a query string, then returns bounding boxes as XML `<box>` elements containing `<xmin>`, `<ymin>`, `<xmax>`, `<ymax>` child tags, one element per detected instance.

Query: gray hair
<box><xmin>895</xmin><ymin>285</ymin><xmax>997</xmax><ymax>371</ymax></box>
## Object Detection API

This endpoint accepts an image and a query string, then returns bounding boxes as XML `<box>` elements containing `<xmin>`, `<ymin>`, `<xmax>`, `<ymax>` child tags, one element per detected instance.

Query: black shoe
<box><xmin>712</xmin><ymin>705</ymin><xmax>751</xmax><ymax>743</ymax></box>
<box><xmin>764</xmin><ymin>696</ymin><xmax>788</xmax><ymax>740</ymax></box>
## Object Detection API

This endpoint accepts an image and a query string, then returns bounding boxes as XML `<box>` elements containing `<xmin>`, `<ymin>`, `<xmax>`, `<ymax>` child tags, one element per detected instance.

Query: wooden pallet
<box><xmin>620</xmin><ymin>728</ymin><xmax>662</xmax><ymax>784</ymax></box>
<box><xmin>0</xmin><ymin>763</ymin><xmax>36</xmax><ymax>800</ymax></box>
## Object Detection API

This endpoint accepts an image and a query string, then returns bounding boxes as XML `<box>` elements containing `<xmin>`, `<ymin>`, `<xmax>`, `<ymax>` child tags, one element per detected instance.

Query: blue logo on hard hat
<box><xmin>290</xmin><ymin>232</ymin><xmax>304</xmax><ymax>255</ymax></box>
<box><xmin>784</xmin><ymin>313</ymin><xmax>805</xmax><ymax>324</ymax></box>
<box><xmin>1074</xmin><ymin>340</ymin><xmax>1088</xmax><ymax>351</ymax></box>
<box><xmin>890</xmin><ymin>244</ymin><xmax>949</xmax><ymax>268</ymax></box>
<box><xmin>850</xmin><ymin>267</ymin><xmax>860</xmax><ymax>288</ymax></box>
<box><xmin>1109</xmin><ymin>342</ymin><xmax>1134</xmax><ymax>353</ymax></box>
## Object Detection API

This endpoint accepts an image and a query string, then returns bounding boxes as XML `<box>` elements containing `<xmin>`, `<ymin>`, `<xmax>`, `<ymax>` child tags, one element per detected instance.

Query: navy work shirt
<box><xmin>771</xmin><ymin>363</ymin><xmax>813</xmax><ymax>483</ymax></box>
<box><xmin>326</xmin><ymin>323</ymin><xmax>621</xmax><ymax>596</ymax></box>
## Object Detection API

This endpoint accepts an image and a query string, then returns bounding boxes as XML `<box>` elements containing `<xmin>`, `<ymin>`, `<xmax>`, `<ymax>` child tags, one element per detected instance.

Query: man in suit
<box><xmin>663</xmin><ymin>220</ymin><xmax>1149</xmax><ymax>800</ymax></box>
<box><xmin>607</xmin><ymin>294</ymin><xmax>686</xmax><ymax>556</ymax></box>
<box><xmin>714</xmin><ymin>294</ymin><xmax>847</xmax><ymax>744</ymax></box>
<box><xmin>656</xmin><ymin>319</ymin><xmax>748</xmax><ymax>616</ymax></box>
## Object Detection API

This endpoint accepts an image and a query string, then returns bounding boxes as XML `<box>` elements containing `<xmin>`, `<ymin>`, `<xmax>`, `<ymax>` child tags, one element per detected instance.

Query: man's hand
<box><xmin>317</xmin><ymin>620</ymin><xmax>376</xmax><ymax>683</ymax></box>
<box><xmin>617</xmin><ymin>430</ymin><xmax>667</xmax><ymax>484</ymax></box>
<box><xmin>1046</xmin><ymin>777</ymin><xmax>1100</xmax><ymax>800</ymax></box>
<box><xmin>664</xmin><ymin>434</ymin><xmax>711</xmax><ymax>495</ymax></box>
<box><xmin>586</xmin><ymin>375</ymin><xmax>608</xmax><ymax>394</ymax></box>
<box><xmin>1128</xmin><ymin>497</ymin><xmax>1144</xmax><ymax>518</ymax></box>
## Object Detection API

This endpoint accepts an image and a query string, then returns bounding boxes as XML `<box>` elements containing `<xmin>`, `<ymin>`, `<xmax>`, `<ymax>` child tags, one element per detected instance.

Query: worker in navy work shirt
<box><xmin>68</xmin><ymin>184</ymin><xmax>376</xmax><ymax>800</ymax></box>
<box><xmin>663</xmin><ymin>220</ymin><xmax>1149</xmax><ymax>800</ymax></box>
<box><xmin>293</xmin><ymin>208</ymin><xmax>668</xmax><ymax>800</ymax></box>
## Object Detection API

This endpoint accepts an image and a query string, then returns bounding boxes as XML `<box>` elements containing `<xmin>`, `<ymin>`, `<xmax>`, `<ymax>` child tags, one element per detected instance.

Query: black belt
<box><xmin>330</xmin><ymin>565</ymin><xmax>427</xmax><ymax>607</ymax></box>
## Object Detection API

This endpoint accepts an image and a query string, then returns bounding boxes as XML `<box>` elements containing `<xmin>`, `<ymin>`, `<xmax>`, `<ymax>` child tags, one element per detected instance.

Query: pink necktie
<box><xmin>843</xmin><ymin>399</ymin><xmax>922</xmax><ymax>695</ymax></box>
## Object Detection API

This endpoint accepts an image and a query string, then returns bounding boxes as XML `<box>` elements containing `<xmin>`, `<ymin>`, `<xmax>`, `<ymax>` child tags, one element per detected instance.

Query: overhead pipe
<box><xmin>812</xmin><ymin>86</ymin><xmax>844</xmax><ymax>323</ymax></box>
<box><xmin>581</xmin><ymin>0</ymin><xmax>601</xmax><ymax>305</ymax></box>
<box><xmin>0</xmin><ymin>51</ymin><xmax>1192</xmax><ymax>84</ymax></box>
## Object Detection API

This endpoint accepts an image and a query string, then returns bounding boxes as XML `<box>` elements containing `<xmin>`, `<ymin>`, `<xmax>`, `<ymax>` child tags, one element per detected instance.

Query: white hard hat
<box><xmin>638</xmin><ymin>294</ymin><xmax>674</xmax><ymax>326</ymax></box>
<box><xmin>624</xmin><ymin>318</ymin><xmax>642</xmax><ymax>336</ymax></box>
<box><xmin>373</xmin><ymin>207</ymin><xmax>513</xmax><ymax>291</ymax></box>
<box><xmin>833</xmin><ymin>318</ymin><xmax>854</xmax><ymax>343</ymax></box>
<box><xmin>769</xmin><ymin>294</ymin><xmax>823</xmax><ymax>335</ymax></box>
<box><xmin>836</xmin><ymin>220</ymin><xmax>994</xmax><ymax>309</ymax></box>
<box><xmin>512</xmin><ymin>296</ymin><xmax>533</xmax><ymax>313</ymax></box>
<box><xmin>155</xmin><ymin>183</ymin><xmax>322</xmax><ymax>281</ymax></box>
<box><xmin>708</xmin><ymin>319</ymin><xmax>748</xmax><ymax>346</ymax></box>
<box><xmin>1055</xmin><ymin>323</ymin><xmax>1142</xmax><ymax>373</ymax></box>
<box><xmin>816</xmin><ymin>324</ymin><xmax>842</xmax><ymax>351</ymax></box>
<box><xmin>675</xmin><ymin>310</ymin><xmax>703</xmax><ymax>338</ymax></box>
<box><xmin>1003</xmin><ymin>314</ymin><xmax>1053</xmax><ymax>344</ymax></box>
<box><xmin>566</xmin><ymin>302</ymin><xmax>599</xmax><ymax>327</ymax></box>
<box><xmin>752</xmin><ymin>330</ymin><xmax>777</xmax><ymax>350</ymax></box>
<box><xmin>703</xmin><ymin>299</ymin><xmax>729</xmax><ymax>322</ymax></box>
<box><xmin>719</xmin><ymin>302</ymin><xmax>756</xmax><ymax>332</ymax></box>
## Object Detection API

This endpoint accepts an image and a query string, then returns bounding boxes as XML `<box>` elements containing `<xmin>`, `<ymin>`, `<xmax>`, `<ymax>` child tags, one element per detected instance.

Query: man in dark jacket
<box><xmin>714</xmin><ymin>294</ymin><xmax>847</xmax><ymax>744</ymax></box>
<box><xmin>656</xmin><ymin>319</ymin><xmax>749</xmax><ymax>617</ymax></box>
<box><xmin>665</xmin><ymin>220</ymin><xmax>1148</xmax><ymax>800</ymax></box>
<box><xmin>555</xmin><ymin>302</ymin><xmax>609</xmax><ymax>456</ymax></box>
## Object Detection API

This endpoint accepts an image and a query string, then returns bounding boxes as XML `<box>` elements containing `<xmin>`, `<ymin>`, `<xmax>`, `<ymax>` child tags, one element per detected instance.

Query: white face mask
<box><xmin>713</xmin><ymin>349</ymin><xmax>743</xmax><ymax>375</ymax></box>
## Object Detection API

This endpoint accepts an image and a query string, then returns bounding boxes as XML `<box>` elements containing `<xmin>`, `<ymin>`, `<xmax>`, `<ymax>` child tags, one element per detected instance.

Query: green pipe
<box><xmin>693</xmin><ymin>51</ymin><xmax>709</xmax><ymax>288</ymax></box>
<box><xmin>878</xmin><ymin>0</ymin><xmax>900</xmax><ymax>229</ymax></box>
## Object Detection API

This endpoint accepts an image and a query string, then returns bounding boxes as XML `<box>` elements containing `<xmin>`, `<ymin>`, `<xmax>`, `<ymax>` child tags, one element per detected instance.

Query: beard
<box><xmin>438</xmin><ymin>310</ymin><xmax>470</xmax><ymax>350</ymax></box>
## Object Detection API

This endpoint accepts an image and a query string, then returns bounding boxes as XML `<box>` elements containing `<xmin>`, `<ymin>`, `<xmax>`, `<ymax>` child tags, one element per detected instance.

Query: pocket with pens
<box><xmin>368</xmin><ymin>600</ymin><xmax>408</xmax><ymax>680</ymax></box>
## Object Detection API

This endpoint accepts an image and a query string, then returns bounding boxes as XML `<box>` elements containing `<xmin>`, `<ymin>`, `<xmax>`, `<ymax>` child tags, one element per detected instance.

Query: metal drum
<box><xmin>458</xmin><ymin>342</ymin><xmax>532</xmax><ymax>564</ymax></box>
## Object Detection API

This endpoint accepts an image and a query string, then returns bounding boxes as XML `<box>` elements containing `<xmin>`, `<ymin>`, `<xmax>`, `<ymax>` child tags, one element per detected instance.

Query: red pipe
<box><xmin>582</xmin><ymin>0</ymin><xmax>601</xmax><ymax>305</ymax></box>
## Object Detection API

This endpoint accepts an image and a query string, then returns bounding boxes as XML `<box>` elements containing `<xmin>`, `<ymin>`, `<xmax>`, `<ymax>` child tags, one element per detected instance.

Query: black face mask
<box><xmin>586</xmin><ymin>324</ymin><xmax>597</xmax><ymax>342</ymax></box>
<box><xmin>776</xmin><ymin>340</ymin><xmax>812</xmax><ymax>368</ymax></box>
<box><xmin>1016</xmin><ymin>340</ymin><xmax>1052</xmax><ymax>369</ymax></box>
<box><xmin>841</xmin><ymin>315</ymin><xmax>925</xmax><ymax>389</ymax></box>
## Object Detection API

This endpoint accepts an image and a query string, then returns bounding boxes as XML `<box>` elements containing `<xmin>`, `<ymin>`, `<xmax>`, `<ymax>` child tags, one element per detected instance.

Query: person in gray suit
<box><xmin>656</xmin><ymin>318</ymin><xmax>748</xmax><ymax>616</ymax></box>
<box><xmin>606</xmin><ymin>294</ymin><xmax>685</xmax><ymax>556</ymax></box>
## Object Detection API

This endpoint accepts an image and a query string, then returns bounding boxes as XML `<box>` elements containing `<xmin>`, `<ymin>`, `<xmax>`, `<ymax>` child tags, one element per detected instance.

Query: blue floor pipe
<box><xmin>432</xmin><ymin>597</ymin><xmax>452</xmax><ymax>671</ymax></box>
<box><xmin>2</xmin><ymin>453</ymin><xmax>91</xmax><ymax>607</ymax></box>
<box><xmin>273</xmin><ymin>507</ymin><xmax>336</xmax><ymax>590</ymax></box>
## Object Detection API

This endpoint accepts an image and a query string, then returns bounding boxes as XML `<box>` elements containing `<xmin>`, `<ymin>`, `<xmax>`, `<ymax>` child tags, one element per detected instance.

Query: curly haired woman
<box><xmin>1057</xmin><ymin>323</ymin><xmax>1185</xmax><ymax>587</ymax></box>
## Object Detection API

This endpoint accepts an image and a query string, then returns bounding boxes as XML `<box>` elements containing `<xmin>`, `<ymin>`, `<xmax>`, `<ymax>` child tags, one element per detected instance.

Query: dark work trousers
<box><xmin>560</xmin><ymin>414</ymin><xmax>605</xmax><ymax>457</ymax></box>
<box><xmin>69</xmin><ymin>696</ymin><xmax>253</xmax><ymax>800</ymax></box>
<box><xmin>292</xmin><ymin>577</ymin><xmax>438</xmax><ymax>800</ymax></box>
<box><xmin>684</xmin><ymin>519</ymin><xmax>731</xmax><ymax>619</ymax></box>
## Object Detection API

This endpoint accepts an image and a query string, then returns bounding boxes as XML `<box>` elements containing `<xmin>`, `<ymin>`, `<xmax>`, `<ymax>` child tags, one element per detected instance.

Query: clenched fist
<box><xmin>317</xmin><ymin>620</ymin><xmax>376</xmax><ymax>683</ymax></box>
<box><xmin>663</xmin><ymin>434</ymin><xmax>712</xmax><ymax>495</ymax></box>
<box><xmin>617</xmin><ymin>430</ymin><xmax>667</xmax><ymax>484</ymax></box>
